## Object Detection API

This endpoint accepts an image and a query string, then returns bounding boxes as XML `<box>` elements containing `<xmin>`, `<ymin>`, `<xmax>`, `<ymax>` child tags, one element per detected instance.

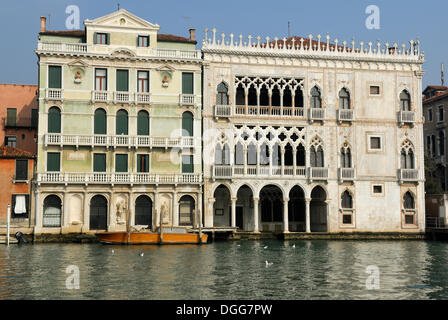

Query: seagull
<box><xmin>263</xmin><ymin>246</ymin><xmax>268</xmax><ymax>249</ymax></box>
<box><xmin>111</xmin><ymin>249</ymin><xmax>115</xmax><ymax>254</ymax></box>
<box><xmin>292</xmin><ymin>244</ymin><xmax>296</xmax><ymax>248</ymax></box>
<box><xmin>265</xmin><ymin>260</ymin><xmax>273</xmax><ymax>267</ymax></box>
<box><xmin>237</xmin><ymin>244</ymin><xmax>241</xmax><ymax>247</ymax></box>
<box><xmin>139</xmin><ymin>252</ymin><xmax>144</xmax><ymax>257</ymax></box>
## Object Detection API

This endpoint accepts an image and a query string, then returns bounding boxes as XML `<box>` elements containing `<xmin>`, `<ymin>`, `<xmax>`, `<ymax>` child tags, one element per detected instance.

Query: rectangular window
<box><xmin>427</xmin><ymin>136</ymin><xmax>431</xmax><ymax>154</ymax></box>
<box><xmin>182</xmin><ymin>155</ymin><xmax>194</xmax><ymax>173</ymax></box>
<box><xmin>137</xmin><ymin>154</ymin><xmax>149</xmax><ymax>172</ymax></box>
<box><xmin>5</xmin><ymin>136</ymin><xmax>17</xmax><ymax>147</ymax></box>
<box><xmin>373</xmin><ymin>185</ymin><xmax>382</xmax><ymax>194</ymax></box>
<box><xmin>137</xmin><ymin>71</ymin><xmax>149</xmax><ymax>93</ymax></box>
<box><xmin>342</xmin><ymin>214</ymin><xmax>352</xmax><ymax>225</ymax></box>
<box><xmin>31</xmin><ymin>109</ymin><xmax>38</xmax><ymax>128</ymax></box>
<box><xmin>15</xmin><ymin>159</ymin><xmax>28</xmax><ymax>181</ymax></box>
<box><xmin>428</xmin><ymin>108</ymin><xmax>433</xmax><ymax>122</ymax></box>
<box><xmin>11</xmin><ymin>194</ymin><xmax>29</xmax><ymax>218</ymax></box>
<box><xmin>370</xmin><ymin>86</ymin><xmax>380</xmax><ymax>95</ymax></box>
<box><xmin>47</xmin><ymin>152</ymin><xmax>60</xmax><ymax>172</ymax></box>
<box><xmin>48</xmin><ymin>65</ymin><xmax>62</xmax><ymax>89</ymax></box>
<box><xmin>95</xmin><ymin>32</ymin><xmax>109</xmax><ymax>45</ymax></box>
<box><xmin>137</xmin><ymin>35</ymin><xmax>149</xmax><ymax>47</ymax></box>
<box><xmin>404</xmin><ymin>213</ymin><xmax>415</xmax><ymax>225</ymax></box>
<box><xmin>182</xmin><ymin>72</ymin><xmax>194</xmax><ymax>94</ymax></box>
<box><xmin>115</xmin><ymin>154</ymin><xmax>128</xmax><ymax>172</ymax></box>
<box><xmin>116</xmin><ymin>70</ymin><xmax>129</xmax><ymax>92</ymax></box>
<box><xmin>370</xmin><ymin>137</ymin><xmax>381</xmax><ymax>150</ymax></box>
<box><xmin>95</xmin><ymin>68</ymin><xmax>107</xmax><ymax>91</ymax></box>
<box><xmin>6</xmin><ymin>108</ymin><xmax>17</xmax><ymax>126</ymax></box>
<box><xmin>93</xmin><ymin>154</ymin><xmax>106</xmax><ymax>172</ymax></box>
<box><xmin>439</xmin><ymin>106</ymin><xmax>444</xmax><ymax>122</ymax></box>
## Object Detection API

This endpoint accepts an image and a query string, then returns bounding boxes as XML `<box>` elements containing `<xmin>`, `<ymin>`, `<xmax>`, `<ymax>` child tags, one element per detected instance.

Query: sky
<box><xmin>0</xmin><ymin>0</ymin><xmax>446</xmax><ymax>89</ymax></box>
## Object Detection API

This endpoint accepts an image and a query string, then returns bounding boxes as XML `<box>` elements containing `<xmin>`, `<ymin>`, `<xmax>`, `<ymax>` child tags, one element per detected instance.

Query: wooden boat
<box><xmin>95</xmin><ymin>227</ymin><xmax>208</xmax><ymax>245</ymax></box>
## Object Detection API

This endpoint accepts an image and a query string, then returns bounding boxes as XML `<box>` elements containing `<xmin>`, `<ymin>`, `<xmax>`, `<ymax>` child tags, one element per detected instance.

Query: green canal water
<box><xmin>0</xmin><ymin>240</ymin><xmax>447</xmax><ymax>299</ymax></box>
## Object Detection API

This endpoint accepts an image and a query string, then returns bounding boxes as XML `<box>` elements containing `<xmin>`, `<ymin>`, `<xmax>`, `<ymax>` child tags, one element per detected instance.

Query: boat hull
<box><xmin>95</xmin><ymin>232</ymin><xmax>208</xmax><ymax>245</ymax></box>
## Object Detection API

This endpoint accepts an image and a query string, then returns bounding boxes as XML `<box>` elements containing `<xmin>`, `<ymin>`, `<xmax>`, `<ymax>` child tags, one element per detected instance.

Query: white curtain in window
<box><xmin>14</xmin><ymin>195</ymin><xmax>26</xmax><ymax>214</ymax></box>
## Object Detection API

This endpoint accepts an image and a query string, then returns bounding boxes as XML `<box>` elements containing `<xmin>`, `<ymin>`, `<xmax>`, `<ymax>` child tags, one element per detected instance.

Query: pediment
<box><xmin>110</xmin><ymin>48</ymin><xmax>137</xmax><ymax>58</ymax></box>
<box><xmin>67</xmin><ymin>58</ymin><xmax>89</xmax><ymax>67</ymax></box>
<box><xmin>84</xmin><ymin>9</ymin><xmax>160</xmax><ymax>31</ymax></box>
<box><xmin>156</xmin><ymin>64</ymin><xmax>176</xmax><ymax>72</ymax></box>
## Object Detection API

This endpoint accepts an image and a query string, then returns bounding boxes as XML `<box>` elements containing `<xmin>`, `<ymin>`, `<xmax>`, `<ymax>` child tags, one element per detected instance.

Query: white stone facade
<box><xmin>201</xmin><ymin>31</ymin><xmax>425</xmax><ymax>233</ymax></box>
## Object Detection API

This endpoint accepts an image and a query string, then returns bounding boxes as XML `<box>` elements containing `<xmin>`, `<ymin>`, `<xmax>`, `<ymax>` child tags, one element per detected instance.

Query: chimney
<box><xmin>189</xmin><ymin>28</ymin><xmax>196</xmax><ymax>41</ymax></box>
<box><xmin>40</xmin><ymin>16</ymin><xmax>46</xmax><ymax>33</ymax></box>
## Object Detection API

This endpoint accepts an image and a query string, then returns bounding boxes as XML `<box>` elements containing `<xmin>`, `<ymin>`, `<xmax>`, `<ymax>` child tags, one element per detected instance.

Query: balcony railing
<box><xmin>3</xmin><ymin>117</ymin><xmax>37</xmax><ymax>129</ymax></box>
<box><xmin>92</xmin><ymin>90</ymin><xmax>109</xmax><ymax>102</ymax></box>
<box><xmin>309</xmin><ymin>167</ymin><xmax>329</xmax><ymax>180</ymax></box>
<box><xmin>37</xmin><ymin>172</ymin><xmax>202</xmax><ymax>185</ymax></box>
<box><xmin>214</xmin><ymin>105</ymin><xmax>232</xmax><ymax>118</ymax></box>
<box><xmin>212</xmin><ymin>165</ymin><xmax>307</xmax><ymax>178</ymax></box>
<box><xmin>399</xmin><ymin>111</ymin><xmax>416</xmax><ymax>125</ymax></box>
<box><xmin>309</xmin><ymin>108</ymin><xmax>325</xmax><ymax>121</ymax></box>
<box><xmin>46</xmin><ymin>89</ymin><xmax>63</xmax><ymax>101</ymax></box>
<box><xmin>338</xmin><ymin>168</ymin><xmax>355</xmax><ymax>182</ymax></box>
<box><xmin>135</xmin><ymin>92</ymin><xmax>151</xmax><ymax>104</ymax></box>
<box><xmin>233</xmin><ymin>105</ymin><xmax>305</xmax><ymax>118</ymax></box>
<box><xmin>338</xmin><ymin>109</ymin><xmax>354</xmax><ymax>122</ymax></box>
<box><xmin>44</xmin><ymin>134</ymin><xmax>194</xmax><ymax>149</ymax></box>
<box><xmin>114</xmin><ymin>91</ymin><xmax>131</xmax><ymax>103</ymax></box>
<box><xmin>399</xmin><ymin>169</ymin><xmax>419</xmax><ymax>182</ymax></box>
<box><xmin>180</xmin><ymin>94</ymin><xmax>195</xmax><ymax>105</ymax></box>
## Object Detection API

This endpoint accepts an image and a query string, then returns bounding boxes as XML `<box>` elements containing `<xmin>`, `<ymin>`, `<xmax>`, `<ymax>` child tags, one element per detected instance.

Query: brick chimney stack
<box><xmin>189</xmin><ymin>29</ymin><xmax>196</xmax><ymax>41</ymax></box>
<box><xmin>40</xmin><ymin>16</ymin><xmax>46</xmax><ymax>32</ymax></box>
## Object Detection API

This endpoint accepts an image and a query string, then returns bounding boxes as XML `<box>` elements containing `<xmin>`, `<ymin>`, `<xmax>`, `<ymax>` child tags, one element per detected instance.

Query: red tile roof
<box><xmin>39</xmin><ymin>30</ymin><xmax>86</xmax><ymax>37</ymax></box>
<box><xmin>157</xmin><ymin>33</ymin><xmax>196</xmax><ymax>44</ymax></box>
<box><xmin>0</xmin><ymin>146</ymin><xmax>35</xmax><ymax>159</ymax></box>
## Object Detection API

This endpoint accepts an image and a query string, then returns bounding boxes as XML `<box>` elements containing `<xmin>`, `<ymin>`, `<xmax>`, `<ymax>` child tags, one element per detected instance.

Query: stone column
<box><xmin>281</xmin><ymin>148</ymin><xmax>285</xmax><ymax>176</ymax></box>
<box><xmin>231</xmin><ymin>197</ymin><xmax>237</xmax><ymax>228</ymax></box>
<box><xmin>325</xmin><ymin>199</ymin><xmax>331</xmax><ymax>232</ymax></box>
<box><xmin>283</xmin><ymin>197</ymin><xmax>289</xmax><ymax>233</ymax></box>
<box><xmin>34</xmin><ymin>188</ymin><xmax>41</xmax><ymax>232</ymax></box>
<box><xmin>62</xmin><ymin>192</ymin><xmax>69</xmax><ymax>232</ymax></box>
<box><xmin>172</xmin><ymin>191</ymin><xmax>179</xmax><ymax>227</ymax></box>
<box><xmin>293</xmin><ymin>147</ymin><xmax>297</xmax><ymax>176</ymax></box>
<box><xmin>82</xmin><ymin>192</ymin><xmax>89</xmax><ymax>233</ymax></box>
<box><xmin>253</xmin><ymin>197</ymin><xmax>260</xmax><ymax>233</ymax></box>
<box><xmin>108</xmin><ymin>192</ymin><xmax>114</xmax><ymax>232</ymax></box>
<box><xmin>198</xmin><ymin>192</ymin><xmax>203</xmax><ymax>228</ymax></box>
<box><xmin>305</xmin><ymin>197</ymin><xmax>311</xmax><ymax>233</ymax></box>
<box><xmin>153</xmin><ymin>190</ymin><xmax>159</xmax><ymax>232</ymax></box>
<box><xmin>205</xmin><ymin>198</ymin><xmax>215</xmax><ymax>228</ymax></box>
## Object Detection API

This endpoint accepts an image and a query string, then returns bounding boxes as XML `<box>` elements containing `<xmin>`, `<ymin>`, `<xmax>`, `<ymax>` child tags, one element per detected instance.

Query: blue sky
<box><xmin>0</xmin><ymin>0</ymin><xmax>446</xmax><ymax>88</ymax></box>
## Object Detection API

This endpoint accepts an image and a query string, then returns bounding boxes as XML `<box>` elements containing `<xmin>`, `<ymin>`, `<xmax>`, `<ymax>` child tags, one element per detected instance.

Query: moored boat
<box><xmin>95</xmin><ymin>226</ymin><xmax>208</xmax><ymax>245</ymax></box>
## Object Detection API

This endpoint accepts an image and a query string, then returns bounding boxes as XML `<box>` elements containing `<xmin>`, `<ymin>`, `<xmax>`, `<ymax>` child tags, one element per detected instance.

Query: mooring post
<box><xmin>6</xmin><ymin>204</ymin><xmax>11</xmax><ymax>246</ymax></box>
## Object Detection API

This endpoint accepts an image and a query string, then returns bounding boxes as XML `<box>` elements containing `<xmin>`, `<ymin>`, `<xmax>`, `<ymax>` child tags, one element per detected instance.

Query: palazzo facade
<box><xmin>202</xmin><ymin>31</ymin><xmax>425</xmax><ymax>233</ymax></box>
<box><xmin>34</xmin><ymin>9</ymin><xmax>202</xmax><ymax>234</ymax></box>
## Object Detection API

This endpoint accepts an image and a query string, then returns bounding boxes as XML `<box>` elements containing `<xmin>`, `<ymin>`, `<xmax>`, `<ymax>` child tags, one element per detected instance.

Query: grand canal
<box><xmin>0</xmin><ymin>240</ymin><xmax>447</xmax><ymax>299</ymax></box>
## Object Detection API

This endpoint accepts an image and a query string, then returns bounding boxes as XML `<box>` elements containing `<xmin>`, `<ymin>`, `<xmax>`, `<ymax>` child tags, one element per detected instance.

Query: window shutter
<box><xmin>182</xmin><ymin>155</ymin><xmax>194</xmax><ymax>173</ymax></box>
<box><xmin>47</xmin><ymin>153</ymin><xmax>60</xmax><ymax>172</ymax></box>
<box><xmin>182</xmin><ymin>73</ymin><xmax>194</xmax><ymax>94</ymax></box>
<box><xmin>93</xmin><ymin>32</ymin><xmax>97</xmax><ymax>44</ymax></box>
<box><xmin>15</xmin><ymin>160</ymin><xmax>28</xmax><ymax>180</ymax></box>
<box><xmin>137</xmin><ymin>111</ymin><xmax>149</xmax><ymax>135</ymax></box>
<box><xmin>106</xmin><ymin>33</ymin><xmax>110</xmax><ymax>45</ymax></box>
<box><xmin>116</xmin><ymin>70</ymin><xmax>129</xmax><ymax>92</ymax></box>
<box><xmin>94</xmin><ymin>109</ymin><xmax>107</xmax><ymax>134</ymax></box>
<box><xmin>137</xmin><ymin>36</ymin><xmax>140</xmax><ymax>47</ymax></box>
<box><xmin>48</xmin><ymin>107</ymin><xmax>61</xmax><ymax>133</ymax></box>
<box><xmin>31</xmin><ymin>109</ymin><xmax>38</xmax><ymax>128</ymax></box>
<box><xmin>48</xmin><ymin>66</ymin><xmax>62</xmax><ymax>89</ymax></box>
<box><xmin>6</xmin><ymin>108</ymin><xmax>17</xmax><ymax>126</ymax></box>
<box><xmin>94</xmin><ymin>154</ymin><xmax>106</xmax><ymax>172</ymax></box>
<box><xmin>116</xmin><ymin>110</ymin><xmax>128</xmax><ymax>135</ymax></box>
<box><xmin>115</xmin><ymin>154</ymin><xmax>128</xmax><ymax>172</ymax></box>
<box><xmin>182</xmin><ymin>112</ymin><xmax>193</xmax><ymax>136</ymax></box>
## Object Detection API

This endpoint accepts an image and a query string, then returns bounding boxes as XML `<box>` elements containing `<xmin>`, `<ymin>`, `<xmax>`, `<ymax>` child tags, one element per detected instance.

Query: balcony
<box><xmin>233</xmin><ymin>105</ymin><xmax>305</xmax><ymax>118</ymax></box>
<box><xmin>399</xmin><ymin>169</ymin><xmax>419</xmax><ymax>183</ymax></box>
<box><xmin>338</xmin><ymin>168</ymin><xmax>356</xmax><ymax>182</ymax></box>
<box><xmin>92</xmin><ymin>91</ymin><xmax>109</xmax><ymax>103</ymax></box>
<box><xmin>3</xmin><ymin>117</ymin><xmax>37</xmax><ymax>129</ymax></box>
<box><xmin>214</xmin><ymin>105</ymin><xmax>232</xmax><ymax>118</ymax></box>
<box><xmin>37</xmin><ymin>172</ymin><xmax>202</xmax><ymax>185</ymax></box>
<box><xmin>212</xmin><ymin>165</ymin><xmax>307</xmax><ymax>179</ymax></box>
<box><xmin>398</xmin><ymin>111</ymin><xmax>415</xmax><ymax>126</ymax></box>
<box><xmin>337</xmin><ymin>109</ymin><xmax>354</xmax><ymax>123</ymax></box>
<box><xmin>46</xmin><ymin>89</ymin><xmax>63</xmax><ymax>101</ymax></box>
<box><xmin>44</xmin><ymin>134</ymin><xmax>194</xmax><ymax>149</ymax></box>
<box><xmin>114</xmin><ymin>91</ymin><xmax>131</xmax><ymax>104</ymax></box>
<box><xmin>309</xmin><ymin>167</ymin><xmax>329</xmax><ymax>181</ymax></box>
<box><xmin>180</xmin><ymin>94</ymin><xmax>195</xmax><ymax>106</ymax></box>
<box><xmin>309</xmin><ymin>108</ymin><xmax>325</xmax><ymax>122</ymax></box>
<box><xmin>135</xmin><ymin>92</ymin><xmax>151</xmax><ymax>104</ymax></box>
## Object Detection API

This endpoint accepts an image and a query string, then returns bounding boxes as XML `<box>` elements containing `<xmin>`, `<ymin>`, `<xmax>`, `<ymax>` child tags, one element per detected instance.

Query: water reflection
<box><xmin>0</xmin><ymin>240</ymin><xmax>446</xmax><ymax>299</ymax></box>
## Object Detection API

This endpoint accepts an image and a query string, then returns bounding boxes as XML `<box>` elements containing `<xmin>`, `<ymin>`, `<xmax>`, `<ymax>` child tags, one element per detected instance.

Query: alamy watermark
<box><xmin>365</xmin><ymin>5</ymin><xmax>380</xmax><ymax>30</ymax></box>
<box><xmin>65</xmin><ymin>5</ymin><xmax>80</xmax><ymax>30</ymax></box>
<box><xmin>65</xmin><ymin>265</ymin><xmax>80</xmax><ymax>289</ymax></box>
<box><xmin>365</xmin><ymin>265</ymin><xmax>380</xmax><ymax>290</ymax></box>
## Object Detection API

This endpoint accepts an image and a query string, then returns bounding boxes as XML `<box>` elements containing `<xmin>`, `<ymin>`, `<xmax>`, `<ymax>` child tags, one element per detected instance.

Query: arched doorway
<box><xmin>179</xmin><ymin>195</ymin><xmax>195</xmax><ymax>226</ymax></box>
<box><xmin>310</xmin><ymin>186</ymin><xmax>327</xmax><ymax>232</ymax></box>
<box><xmin>90</xmin><ymin>195</ymin><xmax>107</xmax><ymax>230</ymax></box>
<box><xmin>289</xmin><ymin>186</ymin><xmax>305</xmax><ymax>232</ymax></box>
<box><xmin>135</xmin><ymin>195</ymin><xmax>152</xmax><ymax>227</ymax></box>
<box><xmin>43</xmin><ymin>195</ymin><xmax>62</xmax><ymax>227</ymax></box>
<box><xmin>260</xmin><ymin>185</ymin><xmax>283</xmax><ymax>232</ymax></box>
<box><xmin>213</xmin><ymin>185</ymin><xmax>231</xmax><ymax>227</ymax></box>
<box><xmin>236</xmin><ymin>185</ymin><xmax>253</xmax><ymax>231</ymax></box>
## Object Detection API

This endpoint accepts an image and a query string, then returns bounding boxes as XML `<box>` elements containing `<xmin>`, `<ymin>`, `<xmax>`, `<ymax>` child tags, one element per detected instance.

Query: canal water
<box><xmin>0</xmin><ymin>240</ymin><xmax>447</xmax><ymax>299</ymax></box>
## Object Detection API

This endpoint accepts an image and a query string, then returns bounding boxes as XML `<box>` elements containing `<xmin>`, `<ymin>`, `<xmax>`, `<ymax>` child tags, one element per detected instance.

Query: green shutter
<box><xmin>116</xmin><ymin>70</ymin><xmax>129</xmax><ymax>91</ymax></box>
<box><xmin>31</xmin><ymin>109</ymin><xmax>38</xmax><ymax>128</ymax></box>
<box><xmin>115</xmin><ymin>154</ymin><xmax>128</xmax><ymax>172</ymax></box>
<box><xmin>94</xmin><ymin>154</ymin><xmax>106</xmax><ymax>172</ymax></box>
<box><xmin>106</xmin><ymin>33</ymin><xmax>110</xmax><ymax>45</ymax></box>
<box><xmin>48</xmin><ymin>107</ymin><xmax>61</xmax><ymax>133</ymax></box>
<box><xmin>182</xmin><ymin>155</ymin><xmax>193</xmax><ymax>173</ymax></box>
<box><xmin>15</xmin><ymin>160</ymin><xmax>28</xmax><ymax>180</ymax></box>
<box><xmin>47</xmin><ymin>153</ymin><xmax>60</xmax><ymax>172</ymax></box>
<box><xmin>93</xmin><ymin>32</ymin><xmax>97</xmax><ymax>44</ymax></box>
<box><xmin>182</xmin><ymin>112</ymin><xmax>193</xmax><ymax>136</ymax></box>
<box><xmin>6</xmin><ymin>108</ymin><xmax>17</xmax><ymax>126</ymax></box>
<box><xmin>48</xmin><ymin>66</ymin><xmax>62</xmax><ymax>89</ymax></box>
<box><xmin>116</xmin><ymin>110</ymin><xmax>128</xmax><ymax>135</ymax></box>
<box><xmin>137</xmin><ymin>111</ymin><xmax>149</xmax><ymax>135</ymax></box>
<box><xmin>94</xmin><ymin>109</ymin><xmax>107</xmax><ymax>134</ymax></box>
<box><xmin>182</xmin><ymin>73</ymin><xmax>193</xmax><ymax>94</ymax></box>
<box><xmin>137</xmin><ymin>154</ymin><xmax>149</xmax><ymax>172</ymax></box>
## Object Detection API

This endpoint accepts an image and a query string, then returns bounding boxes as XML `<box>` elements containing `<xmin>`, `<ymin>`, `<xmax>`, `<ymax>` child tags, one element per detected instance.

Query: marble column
<box><xmin>34</xmin><ymin>189</ymin><xmax>41</xmax><ymax>232</ymax></box>
<box><xmin>253</xmin><ymin>197</ymin><xmax>260</xmax><ymax>233</ymax></box>
<box><xmin>325</xmin><ymin>199</ymin><xmax>331</xmax><ymax>232</ymax></box>
<box><xmin>305</xmin><ymin>198</ymin><xmax>311</xmax><ymax>233</ymax></box>
<box><xmin>172</xmin><ymin>191</ymin><xmax>178</xmax><ymax>227</ymax></box>
<box><xmin>231</xmin><ymin>197</ymin><xmax>237</xmax><ymax>228</ymax></box>
<box><xmin>283</xmin><ymin>197</ymin><xmax>289</xmax><ymax>232</ymax></box>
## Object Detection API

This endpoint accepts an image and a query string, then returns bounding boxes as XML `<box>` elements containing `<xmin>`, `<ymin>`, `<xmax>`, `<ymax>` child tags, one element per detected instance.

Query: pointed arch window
<box><xmin>310</xmin><ymin>146</ymin><xmax>324</xmax><ymax>167</ymax></box>
<box><xmin>235</xmin><ymin>84</ymin><xmax>245</xmax><ymax>106</ymax></box>
<box><xmin>215</xmin><ymin>144</ymin><xmax>230</xmax><ymax>165</ymax></box>
<box><xmin>217</xmin><ymin>82</ymin><xmax>229</xmax><ymax>105</ymax></box>
<box><xmin>401</xmin><ymin>148</ymin><xmax>415</xmax><ymax>169</ymax></box>
<box><xmin>403</xmin><ymin>191</ymin><xmax>416</xmax><ymax>225</ymax></box>
<box><xmin>341</xmin><ymin>190</ymin><xmax>353</xmax><ymax>209</ymax></box>
<box><xmin>235</xmin><ymin>142</ymin><xmax>244</xmax><ymax>165</ymax></box>
<box><xmin>400</xmin><ymin>90</ymin><xmax>411</xmax><ymax>111</ymax></box>
<box><xmin>341</xmin><ymin>147</ymin><xmax>352</xmax><ymax>168</ymax></box>
<box><xmin>310</xmin><ymin>86</ymin><xmax>322</xmax><ymax>108</ymax></box>
<box><xmin>339</xmin><ymin>88</ymin><xmax>350</xmax><ymax>109</ymax></box>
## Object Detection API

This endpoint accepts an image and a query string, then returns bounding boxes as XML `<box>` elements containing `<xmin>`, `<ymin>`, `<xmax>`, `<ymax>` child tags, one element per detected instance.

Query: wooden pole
<box><xmin>126</xmin><ymin>208</ymin><xmax>131</xmax><ymax>244</ymax></box>
<box><xmin>6</xmin><ymin>204</ymin><xmax>10</xmax><ymax>246</ymax></box>
<box><xmin>158</xmin><ymin>210</ymin><xmax>163</xmax><ymax>244</ymax></box>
